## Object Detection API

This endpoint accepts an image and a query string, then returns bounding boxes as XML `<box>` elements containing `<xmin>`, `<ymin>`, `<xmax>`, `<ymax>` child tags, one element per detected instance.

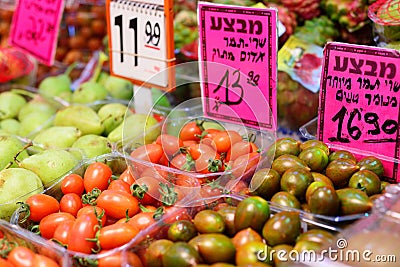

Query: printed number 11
<box><xmin>114</xmin><ymin>15</ymin><xmax>138</xmax><ymax>66</ymax></box>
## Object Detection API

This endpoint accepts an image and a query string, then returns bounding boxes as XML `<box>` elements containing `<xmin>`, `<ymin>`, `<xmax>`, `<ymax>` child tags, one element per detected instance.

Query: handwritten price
<box><xmin>328</xmin><ymin>106</ymin><xmax>398</xmax><ymax>144</ymax></box>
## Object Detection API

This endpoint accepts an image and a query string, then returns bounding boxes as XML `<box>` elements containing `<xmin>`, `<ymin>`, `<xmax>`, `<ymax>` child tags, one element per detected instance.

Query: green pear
<box><xmin>18</xmin><ymin>112</ymin><xmax>54</xmax><ymax>137</ymax></box>
<box><xmin>0</xmin><ymin>168</ymin><xmax>43</xmax><ymax>220</ymax></box>
<box><xmin>97</xmin><ymin>71</ymin><xmax>110</xmax><ymax>86</ymax></box>
<box><xmin>33</xmin><ymin>126</ymin><xmax>82</xmax><ymax>150</ymax></box>
<box><xmin>53</xmin><ymin>105</ymin><xmax>104</xmax><ymax>135</ymax></box>
<box><xmin>104</xmin><ymin>76</ymin><xmax>133</xmax><ymax>100</ymax></box>
<box><xmin>98</xmin><ymin>103</ymin><xmax>132</xmax><ymax>135</ymax></box>
<box><xmin>0</xmin><ymin>135</ymin><xmax>29</xmax><ymax>170</ymax></box>
<box><xmin>108</xmin><ymin>113</ymin><xmax>160</xmax><ymax>144</ymax></box>
<box><xmin>152</xmin><ymin>87</ymin><xmax>171</xmax><ymax>108</ymax></box>
<box><xmin>38</xmin><ymin>63</ymin><xmax>76</xmax><ymax>100</ymax></box>
<box><xmin>71</xmin><ymin>81</ymin><xmax>108</xmax><ymax>104</ymax></box>
<box><xmin>0</xmin><ymin>119</ymin><xmax>21</xmax><ymax>135</ymax></box>
<box><xmin>0</xmin><ymin>92</ymin><xmax>27</xmax><ymax>120</ymax></box>
<box><xmin>19</xmin><ymin>149</ymin><xmax>79</xmax><ymax>186</ymax></box>
<box><xmin>72</xmin><ymin>134</ymin><xmax>112</xmax><ymax>158</ymax></box>
<box><xmin>18</xmin><ymin>99</ymin><xmax>57</xmax><ymax>122</ymax></box>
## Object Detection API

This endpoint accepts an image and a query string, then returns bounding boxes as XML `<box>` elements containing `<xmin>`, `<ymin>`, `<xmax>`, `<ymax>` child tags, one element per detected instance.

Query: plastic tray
<box><xmin>10</xmin><ymin>152</ymin><xmax>197</xmax><ymax>266</ymax></box>
<box><xmin>0</xmin><ymin>219</ymin><xmax>66</xmax><ymax>265</ymax></box>
<box><xmin>120</xmin><ymin>115</ymin><xmax>276</xmax><ymax>196</ymax></box>
<box><xmin>119</xmin><ymin>194</ymin><xmax>341</xmax><ymax>266</ymax></box>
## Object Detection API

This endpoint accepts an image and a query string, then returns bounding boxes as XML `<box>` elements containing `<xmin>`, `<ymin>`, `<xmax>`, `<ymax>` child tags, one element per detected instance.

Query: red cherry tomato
<box><xmin>97</xmin><ymin>251</ymin><xmax>143</xmax><ymax>267</ymax></box>
<box><xmin>39</xmin><ymin>212</ymin><xmax>75</xmax><ymax>239</ymax></box>
<box><xmin>130</xmin><ymin>143</ymin><xmax>163</xmax><ymax>163</ymax></box>
<box><xmin>0</xmin><ymin>258</ymin><xmax>14</xmax><ymax>267</ymax></box>
<box><xmin>98</xmin><ymin>223</ymin><xmax>139</xmax><ymax>250</ymax></box>
<box><xmin>195</xmin><ymin>151</ymin><xmax>221</xmax><ymax>174</ymax></box>
<box><xmin>32</xmin><ymin>254</ymin><xmax>60</xmax><ymax>267</ymax></box>
<box><xmin>179</xmin><ymin>121</ymin><xmax>203</xmax><ymax>141</ymax></box>
<box><xmin>118</xmin><ymin>166</ymin><xmax>136</xmax><ymax>186</ymax></box>
<box><xmin>231</xmin><ymin>151</ymin><xmax>261</xmax><ymax>179</ymax></box>
<box><xmin>202</xmin><ymin>128</ymin><xmax>221</xmax><ymax>139</ymax></box>
<box><xmin>97</xmin><ymin>190</ymin><xmax>140</xmax><ymax>219</ymax></box>
<box><xmin>182</xmin><ymin>140</ymin><xmax>198</xmax><ymax>147</ymax></box>
<box><xmin>132</xmin><ymin>176</ymin><xmax>161</xmax><ymax>206</ymax></box>
<box><xmin>188</xmin><ymin>143</ymin><xmax>215</xmax><ymax>161</ymax></box>
<box><xmin>77</xmin><ymin>206</ymin><xmax>107</xmax><ymax>227</ymax></box>
<box><xmin>156</xmin><ymin>134</ymin><xmax>183</xmax><ymax>157</ymax></box>
<box><xmin>170</xmin><ymin>153</ymin><xmax>194</xmax><ymax>171</ymax></box>
<box><xmin>60</xmin><ymin>174</ymin><xmax>84</xmax><ymax>195</ymax></box>
<box><xmin>67</xmin><ymin>213</ymin><xmax>99</xmax><ymax>254</ymax></box>
<box><xmin>59</xmin><ymin>193</ymin><xmax>82</xmax><ymax>217</ymax></box>
<box><xmin>212</xmin><ymin>130</ymin><xmax>243</xmax><ymax>153</ymax></box>
<box><xmin>225</xmin><ymin>140</ymin><xmax>252</xmax><ymax>162</ymax></box>
<box><xmin>83</xmin><ymin>162</ymin><xmax>113</xmax><ymax>192</ymax></box>
<box><xmin>174</xmin><ymin>174</ymin><xmax>201</xmax><ymax>188</ymax></box>
<box><xmin>52</xmin><ymin>220</ymin><xmax>74</xmax><ymax>246</ymax></box>
<box><xmin>8</xmin><ymin>246</ymin><xmax>35</xmax><ymax>267</ymax></box>
<box><xmin>24</xmin><ymin>194</ymin><xmax>60</xmax><ymax>222</ymax></box>
<box><xmin>107</xmin><ymin>179</ymin><xmax>131</xmax><ymax>194</ymax></box>
<box><xmin>119</xmin><ymin>211</ymin><xmax>156</xmax><ymax>232</ymax></box>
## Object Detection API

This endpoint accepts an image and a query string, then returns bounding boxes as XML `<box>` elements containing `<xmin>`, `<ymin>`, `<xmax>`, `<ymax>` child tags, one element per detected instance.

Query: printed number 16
<box><xmin>114</xmin><ymin>14</ymin><xmax>138</xmax><ymax>66</ymax></box>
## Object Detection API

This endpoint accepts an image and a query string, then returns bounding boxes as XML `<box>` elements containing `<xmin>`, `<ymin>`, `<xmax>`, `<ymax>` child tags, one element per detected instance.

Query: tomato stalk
<box><xmin>131</xmin><ymin>184</ymin><xmax>148</xmax><ymax>200</ymax></box>
<box><xmin>73</xmin><ymin>256</ymin><xmax>98</xmax><ymax>267</ymax></box>
<box><xmin>0</xmin><ymin>238</ymin><xmax>16</xmax><ymax>258</ymax></box>
<box><xmin>159</xmin><ymin>183</ymin><xmax>178</xmax><ymax>206</ymax></box>
<box><xmin>16</xmin><ymin>202</ymin><xmax>31</xmax><ymax>224</ymax></box>
<box><xmin>82</xmin><ymin>188</ymin><xmax>102</xmax><ymax>205</ymax></box>
<box><xmin>207</xmin><ymin>158</ymin><xmax>223</xmax><ymax>173</ymax></box>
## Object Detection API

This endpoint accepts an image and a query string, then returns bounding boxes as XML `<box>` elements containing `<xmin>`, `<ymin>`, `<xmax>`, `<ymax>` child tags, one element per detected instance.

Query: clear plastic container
<box><xmin>0</xmin><ymin>219</ymin><xmax>66</xmax><ymax>265</ymax></box>
<box><xmin>119</xmin><ymin>194</ymin><xmax>341</xmax><ymax>266</ymax></box>
<box><xmin>120</xmin><ymin>115</ymin><xmax>276</xmax><ymax>196</ymax></box>
<box><xmin>10</xmin><ymin>152</ymin><xmax>196</xmax><ymax>266</ymax></box>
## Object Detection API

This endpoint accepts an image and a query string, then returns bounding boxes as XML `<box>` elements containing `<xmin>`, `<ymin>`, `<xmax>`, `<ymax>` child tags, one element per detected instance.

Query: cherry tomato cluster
<box><xmin>0</xmin><ymin>230</ymin><xmax>60</xmax><ymax>267</ymax></box>
<box><xmin>130</xmin><ymin>119</ymin><xmax>262</xmax><ymax>185</ymax></box>
<box><xmin>17</xmin><ymin>161</ymin><xmax>191</xmax><ymax>265</ymax></box>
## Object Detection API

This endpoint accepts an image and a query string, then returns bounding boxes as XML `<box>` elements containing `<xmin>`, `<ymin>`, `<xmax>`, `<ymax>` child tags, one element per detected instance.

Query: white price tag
<box><xmin>108</xmin><ymin>1</ymin><xmax>169</xmax><ymax>87</ymax></box>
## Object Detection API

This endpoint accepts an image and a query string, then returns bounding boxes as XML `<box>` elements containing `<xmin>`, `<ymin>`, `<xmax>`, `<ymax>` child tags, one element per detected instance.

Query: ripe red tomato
<box><xmin>132</xmin><ymin>176</ymin><xmax>161</xmax><ymax>206</ymax></box>
<box><xmin>119</xmin><ymin>211</ymin><xmax>156</xmax><ymax>232</ymax></box>
<box><xmin>130</xmin><ymin>143</ymin><xmax>163</xmax><ymax>163</ymax></box>
<box><xmin>182</xmin><ymin>140</ymin><xmax>198</xmax><ymax>147</ymax></box>
<box><xmin>202</xmin><ymin>128</ymin><xmax>221</xmax><ymax>139</ymax></box>
<box><xmin>8</xmin><ymin>246</ymin><xmax>35</xmax><ymax>267</ymax></box>
<box><xmin>83</xmin><ymin>162</ymin><xmax>113</xmax><ymax>193</ymax></box>
<box><xmin>188</xmin><ymin>143</ymin><xmax>215</xmax><ymax>161</ymax></box>
<box><xmin>107</xmin><ymin>179</ymin><xmax>131</xmax><ymax>194</ymax></box>
<box><xmin>212</xmin><ymin>130</ymin><xmax>243</xmax><ymax>153</ymax></box>
<box><xmin>77</xmin><ymin>206</ymin><xmax>107</xmax><ymax>227</ymax></box>
<box><xmin>67</xmin><ymin>213</ymin><xmax>99</xmax><ymax>254</ymax></box>
<box><xmin>98</xmin><ymin>223</ymin><xmax>139</xmax><ymax>250</ymax></box>
<box><xmin>52</xmin><ymin>220</ymin><xmax>74</xmax><ymax>246</ymax></box>
<box><xmin>39</xmin><ymin>212</ymin><xmax>75</xmax><ymax>239</ymax></box>
<box><xmin>155</xmin><ymin>134</ymin><xmax>183</xmax><ymax>157</ymax></box>
<box><xmin>23</xmin><ymin>194</ymin><xmax>60</xmax><ymax>222</ymax></box>
<box><xmin>170</xmin><ymin>153</ymin><xmax>194</xmax><ymax>171</ymax></box>
<box><xmin>59</xmin><ymin>193</ymin><xmax>83</xmax><ymax>217</ymax></box>
<box><xmin>231</xmin><ymin>151</ymin><xmax>261</xmax><ymax>179</ymax></box>
<box><xmin>0</xmin><ymin>258</ymin><xmax>14</xmax><ymax>267</ymax></box>
<box><xmin>32</xmin><ymin>253</ymin><xmax>60</xmax><ymax>267</ymax></box>
<box><xmin>225</xmin><ymin>140</ymin><xmax>252</xmax><ymax>162</ymax></box>
<box><xmin>195</xmin><ymin>151</ymin><xmax>221</xmax><ymax>174</ymax></box>
<box><xmin>60</xmin><ymin>174</ymin><xmax>84</xmax><ymax>195</ymax></box>
<box><xmin>179</xmin><ymin>121</ymin><xmax>203</xmax><ymax>141</ymax></box>
<box><xmin>118</xmin><ymin>166</ymin><xmax>136</xmax><ymax>186</ymax></box>
<box><xmin>97</xmin><ymin>190</ymin><xmax>140</xmax><ymax>219</ymax></box>
<box><xmin>97</xmin><ymin>251</ymin><xmax>143</xmax><ymax>267</ymax></box>
<box><xmin>174</xmin><ymin>174</ymin><xmax>201</xmax><ymax>188</ymax></box>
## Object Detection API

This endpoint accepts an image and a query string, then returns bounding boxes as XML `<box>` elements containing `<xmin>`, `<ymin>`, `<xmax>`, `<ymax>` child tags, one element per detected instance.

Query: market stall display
<box><xmin>0</xmin><ymin>0</ymin><xmax>399</xmax><ymax>266</ymax></box>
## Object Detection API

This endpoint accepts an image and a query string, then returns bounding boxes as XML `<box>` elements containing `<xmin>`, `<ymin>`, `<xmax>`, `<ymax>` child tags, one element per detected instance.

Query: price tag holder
<box><xmin>9</xmin><ymin>0</ymin><xmax>65</xmax><ymax>66</ymax></box>
<box><xmin>106</xmin><ymin>0</ymin><xmax>175</xmax><ymax>89</ymax></box>
<box><xmin>198</xmin><ymin>2</ymin><xmax>278</xmax><ymax>131</ymax></box>
<box><xmin>318</xmin><ymin>42</ymin><xmax>400</xmax><ymax>182</ymax></box>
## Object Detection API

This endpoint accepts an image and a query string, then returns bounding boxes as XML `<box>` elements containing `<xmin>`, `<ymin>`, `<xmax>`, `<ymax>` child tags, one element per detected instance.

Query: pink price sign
<box><xmin>9</xmin><ymin>0</ymin><xmax>65</xmax><ymax>66</ymax></box>
<box><xmin>318</xmin><ymin>42</ymin><xmax>400</xmax><ymax>182</ymax></box>
<box><xmin>198</xmin><ymin>3</ymin><xmax>277</xmax><ymax>131</ymax></box>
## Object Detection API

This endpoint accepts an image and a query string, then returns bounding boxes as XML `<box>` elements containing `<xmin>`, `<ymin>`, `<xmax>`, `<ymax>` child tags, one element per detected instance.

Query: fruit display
<box><xmin>122</xmin><ymin>195</ymin><xmax>338</xmax><ymax>266</ymax></box>
<box><xmin>122</xmin><ymin>116</ymin><xmax>276</xmax><ymax>195</ymax></box>
<box><xmin>246</xmin><ymin>137</ymin><xmax>392</xmax><ymax>220</ymax></box>
<box><xmin>11</xmin><ymin>153</ymin><xmax>198</xmax><ymax>266</ymax></box>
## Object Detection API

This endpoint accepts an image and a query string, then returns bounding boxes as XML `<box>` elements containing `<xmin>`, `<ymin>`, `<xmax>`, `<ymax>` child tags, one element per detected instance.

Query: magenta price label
<box><xmin>318</xmin><ymin>42</ymin><xmax>400</xmax><ymax>182</ymax></box>
<box><xmin>9</xmin><ymin>0</ymin><xmax>65</xmax><ymax>66</ymax></box>
<box><xmin>198</xmin><ymin>3</ymin><xmax>277</xmax><ymax>131</ymax></box>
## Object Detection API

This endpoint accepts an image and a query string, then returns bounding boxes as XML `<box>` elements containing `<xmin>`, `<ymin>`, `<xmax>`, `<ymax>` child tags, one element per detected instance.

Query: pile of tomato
<box><xmin>129</xmin><ymin>119</ymin><xmax>263</xmax><ymax>187</ymax></box>
<box><xmin>16</xmin><ymin>161</ymin><xmax>193</xmax><ymax>266</ymax></box>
